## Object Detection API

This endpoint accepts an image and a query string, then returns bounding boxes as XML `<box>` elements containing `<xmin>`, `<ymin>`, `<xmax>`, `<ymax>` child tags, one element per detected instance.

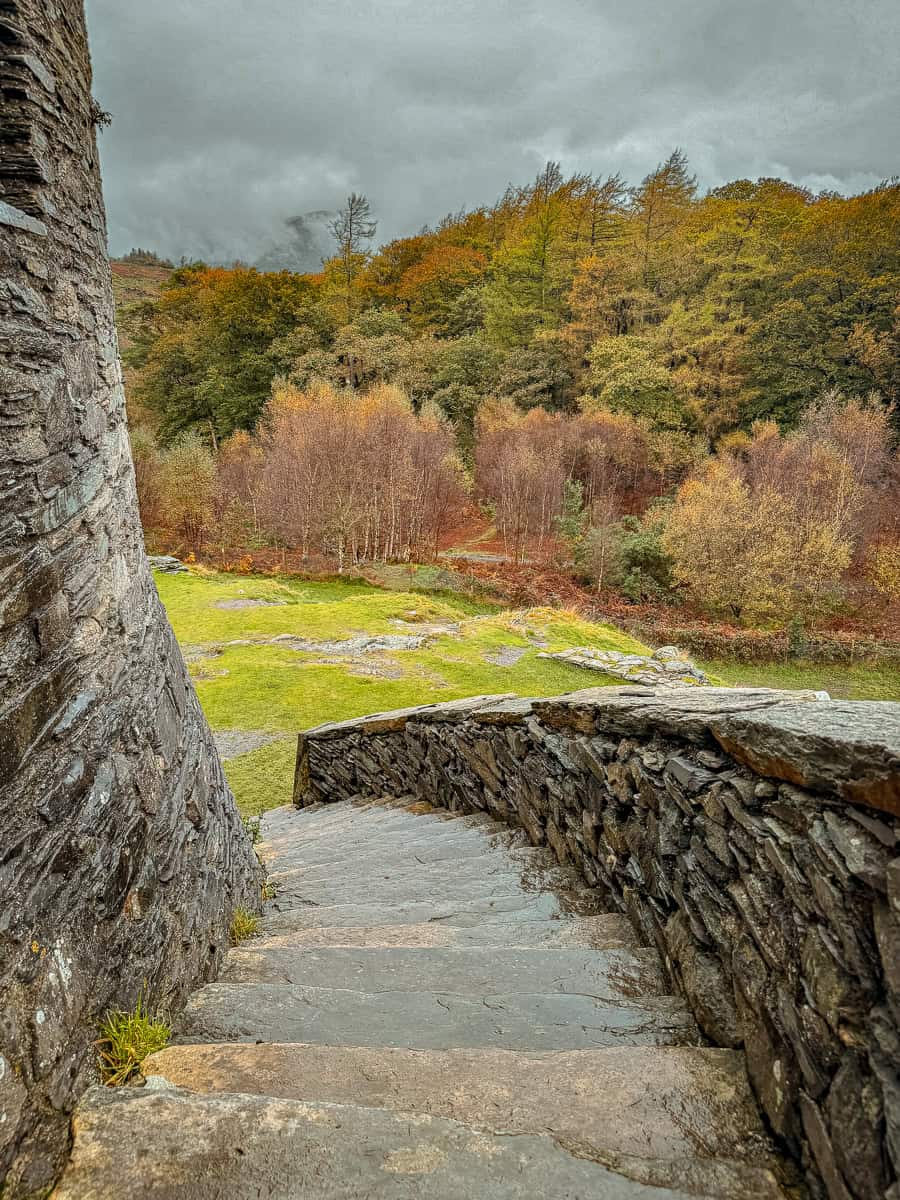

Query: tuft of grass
<box><xmin>97</xmin><ymin>995</ymin><xmax>170</xmax><ymax>1086</ymax></box>
<box><xmin>262</xmin><ymin>879</ymin><xmax>277</xmax><ymax>901</ymax></box>
<box><xmin>230</xmin><ymin>907</ymin><xmax>259</xmax><ymax>944</ymax></box>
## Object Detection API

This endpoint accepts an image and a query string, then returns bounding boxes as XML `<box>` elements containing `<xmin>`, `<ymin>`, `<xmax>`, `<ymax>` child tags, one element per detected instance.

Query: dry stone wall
<box><xmin>296</xmin><ymin>686</ymin><xmax>900</xmax><ymax>1200</ymax></box>
<box><xmin>0</xmin><ymin>3</ymin><xmax>261</xmax><ymax>1191</ymax></box>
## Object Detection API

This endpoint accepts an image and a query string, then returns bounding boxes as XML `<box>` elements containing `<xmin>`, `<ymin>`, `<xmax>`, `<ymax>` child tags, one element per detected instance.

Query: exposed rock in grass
<box><xmin>539</xmin><ymin>645</ymin><xmax>709</xmax><ymax>687</ymax></box>
<box><xmin>215</xmin><ymin>598</ymin><xmax>287</xmax><ymax>610</ymax></box>
<box><xmin>482</xmin><ymin>646</ymin><xmax>528</xmax><ymax>667</ymax></box>
<box><xmin>214</xmin><ymin>731</ymin><xmax>282</xmax><ymax>762</ymax></box>
<box><xmin>148</xmin><ymin>554</ymin><xmax>188</xmax><ymax>573</ymax></box>
<box><xmin>229</xmin><ymin>633</ymin><xmax>435</xmax><ymax>654</ymax></box>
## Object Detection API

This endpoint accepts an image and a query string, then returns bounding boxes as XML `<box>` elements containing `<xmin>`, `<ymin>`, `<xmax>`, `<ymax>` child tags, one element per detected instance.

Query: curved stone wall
<box><xmin>0</xmin><ymin>4</ymin><xmax>262</xmax><ymax>1191</ymax></box>
<box><xmin>295</xmin><ymin>686</ymin><xmax>900</xmax><ymax>1200</ymax></box>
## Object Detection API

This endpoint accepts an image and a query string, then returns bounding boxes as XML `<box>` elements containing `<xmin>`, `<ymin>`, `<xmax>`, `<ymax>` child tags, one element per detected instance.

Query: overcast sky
<box><xmin>84</xmin><ymin>0</ymin><xmax>899</xmax><ymax>264</ymax></box>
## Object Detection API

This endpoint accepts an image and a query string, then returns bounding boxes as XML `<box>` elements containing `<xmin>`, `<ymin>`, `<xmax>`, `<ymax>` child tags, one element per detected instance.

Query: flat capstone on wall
<box><xmin>296</xmin><ymin>686</ymin><xmax>900</xmax><ymax>1200</ymax></box>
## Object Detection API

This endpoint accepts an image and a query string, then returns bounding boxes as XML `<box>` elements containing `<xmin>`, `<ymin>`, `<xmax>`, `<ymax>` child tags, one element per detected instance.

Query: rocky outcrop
<box><xmin>148</xmin><ymin>554</ymin><xmax>188</xmax><ymax>574</ymax></box>
<box><xmin>295</xmin><ymin>687</ymin><xmax>900</xmax><ymax>1200</ymax></box>
<box><xmin>539</xmin><ymin>644</ymin><xmax>710</xmax><ymax>687</ymax></box>
<box><xmin>0</xmin><ymin>3</ymin><xmax>261</xmax><ymax>1192</ymax></box>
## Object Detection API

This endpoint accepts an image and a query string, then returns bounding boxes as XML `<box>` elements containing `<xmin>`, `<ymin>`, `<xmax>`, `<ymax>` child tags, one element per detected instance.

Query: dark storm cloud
<box><xmin>84</xmin><ymin>0</ymin><xmax>900</xmax><ymax>263</ymax></box>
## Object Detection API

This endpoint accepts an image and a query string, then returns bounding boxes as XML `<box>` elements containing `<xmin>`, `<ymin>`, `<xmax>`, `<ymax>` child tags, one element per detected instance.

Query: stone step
<box><xmin>261</xmin><ymin>817</ymin><xmax>530</xmax><ymax>861</ymax></box>
<box><xmin>261</xmin><ymin>833</ymin><xmax>535</xmax><ymax>876</ymax></box>
<box><xmin>262</xmin><ymin>803</ymin><xmax>443</xmax><ymax>841</ymax></box>
<box><xmin>268</xmin><ymin>835</ymin><xmax>564</xmax><ymax>880</ymax></box>
<box><xmin>175</xmin><ymin>981</ymin><xmax>697</xmax><ymax>1050</ymax></box>
<box><xmin>220</xmin><ymin>945</ymin><xmax>666</xmax><ymax>998</ymax></box>
<box><xmin>143</xmin><ymin>1042</ymin><xmax>791</xmax><ymax>1200</ymax></box>
<box><xmin>250</xmin><ymin>914</ymin><xmax>641</xmax><ymax>950</ymax></box>
<box><xmin>259</xmin><ymin>888</ymin><xmax>599</xmax><ymax>932</ymax></box>
<box><xmin>54</xmin><ymin>1082</ymin><xmax>730</xmax><ymax>1199</ymax></box>
<box><xmin>267</xmin><ymin>868</ymin><xmax>599</xmax><ymax>910</ymax></box>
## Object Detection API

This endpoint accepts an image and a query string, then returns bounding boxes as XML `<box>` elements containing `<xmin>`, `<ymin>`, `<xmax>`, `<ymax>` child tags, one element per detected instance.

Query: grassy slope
<box><xmin>156</xmin><ymin>570</ymin><xmax>647</xmax><ymax>816</ymax></box>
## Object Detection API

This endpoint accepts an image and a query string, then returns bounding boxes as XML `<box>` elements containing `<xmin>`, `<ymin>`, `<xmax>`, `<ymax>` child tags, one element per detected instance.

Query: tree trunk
<box><xmin>0</xmin><ymin>4</ymin><xmax>261</xmax><ymax>1192</ymax></box>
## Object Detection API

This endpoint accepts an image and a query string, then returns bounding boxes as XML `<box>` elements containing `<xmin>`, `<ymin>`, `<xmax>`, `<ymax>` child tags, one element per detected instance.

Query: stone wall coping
<box><xmin>301</xmin><ymin>686</ymin><xmax>900</xmax><ymax>816</ymax></box>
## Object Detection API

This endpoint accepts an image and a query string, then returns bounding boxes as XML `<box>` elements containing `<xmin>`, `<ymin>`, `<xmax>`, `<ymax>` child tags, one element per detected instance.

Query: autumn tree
<box><xmin>126</xmin><ymin>265</ymin><xmax>320</xmax><ymax>442</ymax></box>
<box><xmin>397</xmin><ymin>244</ymin><xmax>488</xmax><ymax>332</ymax></box>
<box><xmin>583</xmin><ymin>336</ymin><xmax>687</xmax><ymax>429</ymax></box>
<box><xmin>158</xmin><ymin>432</ymin><xmax>219</xmax><ymax>548</ymax></box>
<box><xmin>661</xmin><ymin>394</ymin><xmax>893</xmax><ymax>622</ymax></box>
<box><xmin>328</xmin><ymin>192</ymin><xmax>377</xmax><ymax>323</ymax></box>
<box><xmin>243</xmin><ymin>381</ymin><xmax>464</xmax><ymax>566</ymax></box>
<box><xmin>630</xmin><ymin>149</ymin><xmax>697</xmax><ymax>293</ymax></box>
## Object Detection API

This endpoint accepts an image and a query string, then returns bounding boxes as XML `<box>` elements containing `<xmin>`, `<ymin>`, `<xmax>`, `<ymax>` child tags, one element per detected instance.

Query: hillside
<box><xmin>110</xmin><ymin>259</ymin><xmax>171</xmax><ymax>307</ymax></box>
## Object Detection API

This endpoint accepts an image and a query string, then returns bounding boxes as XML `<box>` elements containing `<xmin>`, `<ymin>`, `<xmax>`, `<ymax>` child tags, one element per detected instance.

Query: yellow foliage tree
<box><xmin>662</xmin><ymin>456</ymin><xmax>853</xmax><ymax>623</ymax></box>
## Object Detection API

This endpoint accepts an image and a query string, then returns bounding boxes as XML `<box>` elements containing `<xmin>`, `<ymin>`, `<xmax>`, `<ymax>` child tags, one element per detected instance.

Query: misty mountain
<box><xmin>253</xmin><ymin>210</ymin><xmax>335</xmax><ymax>274</ymax></box>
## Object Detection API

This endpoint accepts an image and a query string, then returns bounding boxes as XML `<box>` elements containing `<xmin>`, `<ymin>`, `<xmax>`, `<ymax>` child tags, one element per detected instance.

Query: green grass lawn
<box><xmin>156</xmin><ymin>570</ymin><xmax>647</xmax><ymax>816</ymax></box>
<box><xmin>700</xmin><ymin>657</ymin><xmax>900</xmax><ymax>702</ymax></box>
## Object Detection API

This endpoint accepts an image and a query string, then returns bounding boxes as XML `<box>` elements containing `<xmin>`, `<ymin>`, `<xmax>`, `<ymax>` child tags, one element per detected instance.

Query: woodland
<box><xmin>119</xmin><ymin>153</ymin><xmax>900</xmax><ymax>634</ymax></box>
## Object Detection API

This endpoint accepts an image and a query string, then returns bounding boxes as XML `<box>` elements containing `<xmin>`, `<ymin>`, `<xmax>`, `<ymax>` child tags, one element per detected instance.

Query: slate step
<box><xmin>260</xmin><ymin>820</ymin><xmax>531</xmax><ymax>866</ymax></box>
<box><xmin>220</xmin><ymin>945</ymin><xmax>666</xmax><ymax>998</ymax></box>
<box><xmin>175</xmin><ymin>981</ymin><xmax>697</xmax><ymax>1050</ymax></box>
<box><xmin>267</xmin><ymin>839</ymin><xmax>570</xmax><ymax>884</ymax></box>
<box><xmin>260</xmin><ymin>838</ymin><xmax>539</xmax><ymax>881</ymax></box>
<box><xmin>250</xmin><ymin>913</ymin><xmax>640</xmax><ymax>950</ymax></box>
<box><xmin>143</xmin><ymin>1043</ymin><xmax>791</xmax><ymax>1199</ymax></box>
<box><xmin>54</xmin><ymin>1083</ymin><xmax>741</xmax><ymax>1199</ymax></box>
<box><xmin>267</xmin><ymin>873</ymin><xmax>602</xmax><ymax>912</ymax></box>
<box><xmin>259</xmin><ymin>889</ymin><xmax>601</xmax><ymax>931</ymax></box>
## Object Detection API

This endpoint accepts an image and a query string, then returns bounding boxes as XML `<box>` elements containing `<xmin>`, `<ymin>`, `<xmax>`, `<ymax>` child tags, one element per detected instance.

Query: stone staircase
<box><xmin>55</xmin><ymin>798</ymin><xmax>794</xmax><ymax>1199</ymax></box>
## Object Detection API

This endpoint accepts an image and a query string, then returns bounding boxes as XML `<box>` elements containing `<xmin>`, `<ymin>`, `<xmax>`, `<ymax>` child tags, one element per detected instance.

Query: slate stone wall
<box><xmin>296</xmin><ymin>687</ymin><xmax>900</xmax><ymax>1200</ymax></box>
<box><xmin>0</xmin><ymin>4</ymin><xmax>262</xmax><ymax>1191</ymax></box>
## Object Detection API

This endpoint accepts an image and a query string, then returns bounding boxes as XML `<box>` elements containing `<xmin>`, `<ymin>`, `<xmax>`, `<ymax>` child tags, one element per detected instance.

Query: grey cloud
<box><xmin>84</xmin><ymin>0</ymin><xmax>900</xmax><ymax>264</ymax></box>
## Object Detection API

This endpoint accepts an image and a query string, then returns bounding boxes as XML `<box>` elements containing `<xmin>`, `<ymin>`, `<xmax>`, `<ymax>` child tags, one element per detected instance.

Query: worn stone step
<box><xmin>267</xmin><ymin>867</ymin><xmax>600</xmax><ymax>911</ymax></box>
<box><xmin>261</xmin><ymin>817</ymin><xmax>529</xmax><ymax>860</ymax></box>
<box><xmin>144</xmin><ymin>1043</ymin><xmax>791</xmax><ymax>1200</ymax></box>
<box><xmin>250</xmin><ymin>914</ymin><xmax>641</xmax><ymax>950</ymax></box>
<box><xmin>54</xmin><ymin>1082</ymin><xmax>721</xmax><ymax>1199</ymax></box>
<box><xmin>175</xmin><ymin>981</ymin><xmax>697</xmax><ymax>1050</ymax></box>
<box><xmin>262</xmin><ymin>802</ymin><xmax>441</xmax><ymax>839</ymax></box>
<box><xmin>259</xmin><ymin>888</ymin><xmax>600</xmax><ymax>932</ymax></box>
<box><xmin>261</xmin><ymin>834</ymin><xmax>535</xmax><ymax>879</ymax></box>
<box><xmin>221</xmin><ymin>945</ymin><xmax>666</xmax><ymax>998</ymax></box>
<box><xmin>262</xmin><ymin>799</ymin><xmax>520</xmax><ymax>836</ymax></box>
<box><xmin>267</xmin><ymin>838</ymin><xmax>561</xmax><ymax>876</ymax></box>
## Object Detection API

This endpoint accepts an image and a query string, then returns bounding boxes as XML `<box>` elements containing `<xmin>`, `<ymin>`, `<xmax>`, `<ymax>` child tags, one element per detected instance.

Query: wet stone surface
<box><xmin>59</xmin><ymin>797</ymin><xmax>794</xmax><ymax>1198</ymax></box>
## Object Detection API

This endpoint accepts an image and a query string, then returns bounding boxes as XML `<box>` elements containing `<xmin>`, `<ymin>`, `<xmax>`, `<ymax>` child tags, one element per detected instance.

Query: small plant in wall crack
<box><xmin>242</xmin><ymin>815</ymin><xmax>261</xmax><ymax>845</ymax></box>
<box><xmin>97</xmin><ymin>992</ymin><xmax>171</xmax><ymax>1086</ymax></box>
<box><xmin>230</xmin><ymin>907</ymin><xmax>259</xmax><ymax>944</ymax></box>
<box><xmin>261</xmin><ymin>878</ymin><xmax>277</xmax><ymax>901</ymax></box>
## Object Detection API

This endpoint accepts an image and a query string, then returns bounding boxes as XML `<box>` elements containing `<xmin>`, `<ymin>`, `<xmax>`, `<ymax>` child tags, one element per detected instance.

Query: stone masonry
<box><xmin>0</xmin><ymin>3</ymin><xmax>261</xmax><ymax>1192</ymax></box>
<box><xmin>296</xmin><ymin>686</ymin><xmax>900</xmax><ymax>1200</ymax></box>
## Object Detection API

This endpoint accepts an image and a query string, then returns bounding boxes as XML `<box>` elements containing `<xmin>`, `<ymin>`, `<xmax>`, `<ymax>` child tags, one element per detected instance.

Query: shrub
<box><xmin>587</xmin><ymin>513</ymin><xmax>675</xmax><ymax>601</ymax></box>
<box><xmin>867</xmin><ymin>541</ymin><xmax>900</xmax><ymax>600</ymax></box>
